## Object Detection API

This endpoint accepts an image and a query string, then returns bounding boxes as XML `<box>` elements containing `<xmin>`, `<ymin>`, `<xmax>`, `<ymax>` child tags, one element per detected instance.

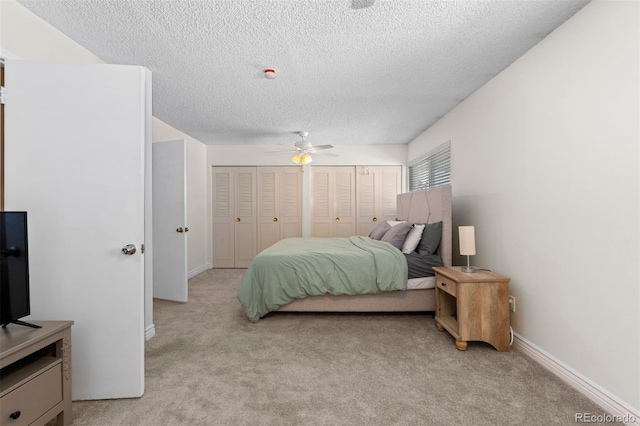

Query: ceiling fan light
<box><xmin>301</xmin><ymin>153</ymin><xmax>313</xmax><ymax>165</ymax></box>
<box><xmin>292</xmin><ymin>153</ymin><xmax>301</xmax><ymax>164</ymax></box>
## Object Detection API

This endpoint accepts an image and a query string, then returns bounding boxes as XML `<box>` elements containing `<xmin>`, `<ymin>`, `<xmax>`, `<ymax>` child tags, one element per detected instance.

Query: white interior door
<box><xmin>4</xmin><ymin>60</ymin><xmax>149</xmax><ymax>399</ymax></box>
<box><xmin>153</xmin><ymin>140</ymin><xmax>188</xmax><ymax>302</ymax></box>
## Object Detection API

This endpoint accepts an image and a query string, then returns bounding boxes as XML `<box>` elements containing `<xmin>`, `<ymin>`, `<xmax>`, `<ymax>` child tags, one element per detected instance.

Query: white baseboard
<box><xmin>144</xmin><ymin>324</ymin><xmax>156</xmax><ymax>341</ymax></box>
<box><xmin>188</xmin><ymin>263</ymin><xmax>212</xmax><ymax>279</ymax></box>
<box><xmin>513</xmin><ymin>333</ymin><xmax>639</xmax><ymax>426</ymax></box>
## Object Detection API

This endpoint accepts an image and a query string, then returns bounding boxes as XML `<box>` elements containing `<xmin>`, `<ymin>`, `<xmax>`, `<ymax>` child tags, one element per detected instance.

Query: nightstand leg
<box><xmin>436</xmin><ymin>322</ymin><xmax>445</xmax><ymax>332</ymax></box>
<box><xmin>455</xmin><ymin>340</ymin><xmax>468</xmax><ymax>351</ymax></box>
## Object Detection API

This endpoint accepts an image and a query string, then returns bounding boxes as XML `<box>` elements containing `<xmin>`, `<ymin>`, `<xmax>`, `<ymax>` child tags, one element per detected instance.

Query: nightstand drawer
<box><xmin>436</xmin><ymin>275</ymin><xmax>457</xmax><ymax>296</ymax></box>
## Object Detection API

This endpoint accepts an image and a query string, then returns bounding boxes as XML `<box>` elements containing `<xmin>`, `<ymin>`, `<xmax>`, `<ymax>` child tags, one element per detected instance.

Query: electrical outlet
<box><xmin>509</xmin><ymin>296</ymin><xmax>516</xmax><ymax>312</ymax></box>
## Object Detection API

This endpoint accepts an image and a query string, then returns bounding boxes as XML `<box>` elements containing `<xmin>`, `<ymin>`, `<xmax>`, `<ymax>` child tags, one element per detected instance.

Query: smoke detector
<box><xmin>264</xmin><ymin>68</ymin><xmax>277</xmax><ymax>79</ymax></box>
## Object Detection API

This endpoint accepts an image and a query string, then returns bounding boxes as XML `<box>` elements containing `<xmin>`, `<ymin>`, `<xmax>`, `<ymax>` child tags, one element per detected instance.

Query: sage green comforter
<box><xmin>237</xmin><ymin>236</ymin><xmax>408</xmax><ymax>322</ymax></box>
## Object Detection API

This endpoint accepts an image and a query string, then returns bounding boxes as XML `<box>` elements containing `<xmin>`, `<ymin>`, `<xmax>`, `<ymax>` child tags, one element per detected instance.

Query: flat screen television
<box><xmin>0</xmin><ymin>211</ymin><xmax>40</xmax><ymax>328</ymax></box>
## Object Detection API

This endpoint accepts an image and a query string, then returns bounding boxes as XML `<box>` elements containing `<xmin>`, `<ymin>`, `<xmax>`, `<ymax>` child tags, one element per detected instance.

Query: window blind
<box><xmin>408</xmin><ymin>142</ymin><xmax>450</xmax><ymax>191</ymax></box>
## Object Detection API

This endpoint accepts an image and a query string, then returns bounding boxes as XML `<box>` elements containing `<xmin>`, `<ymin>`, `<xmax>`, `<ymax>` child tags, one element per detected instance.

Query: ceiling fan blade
<box><xmin>264</xmin><ymin>149</ymin><xmax>296</xmax><ymax>154</ymax></box>
<box><xmin>312</xmin><ymin>152</ymin><xmax>339</xmax><ymax>157</ymax></box>
<box><xmin>265</xmin><ymin>143</ymin><xmax>303</xmax><ymax>154</ymax></box>
<box><xmin>351</xmin><ymin>0</ymin><xmax>375</xmax><ymax>9</ymax></box>
<box><xmin>310</xmin><ymin>144</ymin><xmax>334</xmax><ymax>151</ymax></box>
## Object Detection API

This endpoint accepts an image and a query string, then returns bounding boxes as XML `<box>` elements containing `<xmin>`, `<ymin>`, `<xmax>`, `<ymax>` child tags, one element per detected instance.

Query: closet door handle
<box><xmin>335</xmin><ymin>217</ymin><xmax>340</xmax><ymax>222</ymax></box>
<box><xmin>185</xmin><ymin>227</ymin><xmax>189</xmax><ymax>232</ymax></box>
<box><xmin>372</xmin><ymin>217</ymin><xmax>378</xmax><ymax>222</ymax></box>
<box><xmin>176</xmin><ymin>227</ymin><xmax>184</xmax><ymax>233</ymax></box>
<box><xmin>273</xmin><ymin>217</ymin><xmax>278</xmax><ymax>222</ymax></box>
<box><xmin>236</xmin><ymin>218</ymin><xmax>241</xmax><ymax>222</ymax></box>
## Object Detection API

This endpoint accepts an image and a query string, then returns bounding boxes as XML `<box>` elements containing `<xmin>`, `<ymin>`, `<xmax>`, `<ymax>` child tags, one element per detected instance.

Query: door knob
<box><xmin>121</xmin><ymin>244</ymin><xmax>136</xmax><ymax>255</ymax></box>
<box><xmin>373</xmin><ymin>217</ymin><xmax>378</xmax><ymax>222</ymax></box>
<box><xmin>177</xmin><ymin>227</ymin><xmax>184</xmax><ymax>233</ymax></box>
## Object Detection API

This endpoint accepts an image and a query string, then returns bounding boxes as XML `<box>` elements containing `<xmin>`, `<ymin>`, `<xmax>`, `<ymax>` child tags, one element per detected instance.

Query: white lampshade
<box><xmin>292</xmin><ymin>153</ymin><xmax>301</xmax><ymax>164</ymax></box>
<box><xmin>459</xmin><ymin>226</ymin><xmax>476</xmax><ymax>256</ymax></box>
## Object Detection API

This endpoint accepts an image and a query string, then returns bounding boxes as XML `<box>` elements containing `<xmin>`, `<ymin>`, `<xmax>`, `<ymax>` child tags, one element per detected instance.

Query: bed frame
<box><xmin>276</xmin><ymin>185</ymin><xmax>452</xmax><ymax>313</ymax></box>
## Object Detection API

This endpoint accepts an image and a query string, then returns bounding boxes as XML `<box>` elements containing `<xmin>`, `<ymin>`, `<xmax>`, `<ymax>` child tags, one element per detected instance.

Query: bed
<box><xmin>238</xmin><ymin>185</ymin><xmax>452</xmax><ymax>322</ymax></box>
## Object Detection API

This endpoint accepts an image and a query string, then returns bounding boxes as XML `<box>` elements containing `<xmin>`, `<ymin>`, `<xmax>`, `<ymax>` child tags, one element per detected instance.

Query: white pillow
<box><xmin>386</xmin><ymin>220</ymin><xmax>407</xmax><ymax>227</ymax></box>
<box><xmin>402</xmin><ymin>224</ymin><xmax>425</xmax><ymax>254</ymax></box>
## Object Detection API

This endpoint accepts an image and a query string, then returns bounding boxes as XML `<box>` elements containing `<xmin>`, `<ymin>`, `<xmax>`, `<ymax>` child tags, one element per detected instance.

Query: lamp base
<box><xmin>461</xmin><ymin>266</ymin><xmax>476</xmax><ymax>273</ymax></box>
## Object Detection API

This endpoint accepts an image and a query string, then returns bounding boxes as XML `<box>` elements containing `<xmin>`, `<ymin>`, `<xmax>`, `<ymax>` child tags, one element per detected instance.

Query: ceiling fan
<box><xmin>267</xmin><ymin>132</ymin><xmax>334</xmax><ymax>165</ymax></box>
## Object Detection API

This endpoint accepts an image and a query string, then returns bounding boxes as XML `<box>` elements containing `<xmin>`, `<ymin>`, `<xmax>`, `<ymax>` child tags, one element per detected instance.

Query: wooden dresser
<box><xmin>1</xmin><ymin>321</ymin><xmax>73</xmax><ymax>425</ymax></box>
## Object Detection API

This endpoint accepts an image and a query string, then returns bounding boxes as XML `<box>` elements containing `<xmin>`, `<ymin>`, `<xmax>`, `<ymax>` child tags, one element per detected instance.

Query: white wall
<box><xmin>408</xmin><ymin>0</ymin><xmax>639</xmax><ymax>414</ymax></box>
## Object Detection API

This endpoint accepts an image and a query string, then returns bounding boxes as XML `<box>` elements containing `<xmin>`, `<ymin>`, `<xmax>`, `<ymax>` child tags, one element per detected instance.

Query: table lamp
<box><xmin>459</xmin><ymin>226</ymin><xmax>476</xmax><ymax>273</ymax></box>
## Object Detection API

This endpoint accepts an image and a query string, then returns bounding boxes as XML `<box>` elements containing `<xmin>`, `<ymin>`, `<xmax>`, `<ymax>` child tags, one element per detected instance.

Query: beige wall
<box><xmin>408</xmin><ymin>0</ymin><xmax>639</xmax><ymax>413</ymax></box>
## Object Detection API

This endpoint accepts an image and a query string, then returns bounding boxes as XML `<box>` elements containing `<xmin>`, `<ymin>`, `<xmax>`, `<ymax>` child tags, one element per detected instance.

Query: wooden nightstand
<box><xmin>433</xmin><ymin>266</ymin><xmax>510</xmax><ymax>352</ymax></box>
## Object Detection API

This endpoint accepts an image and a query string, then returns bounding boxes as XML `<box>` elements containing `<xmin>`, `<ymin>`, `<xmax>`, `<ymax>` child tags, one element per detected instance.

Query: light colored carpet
<box><xmin>72</xmin><ymin>269</ymin><xmax>605</xmax><ymax>425</ymax></box>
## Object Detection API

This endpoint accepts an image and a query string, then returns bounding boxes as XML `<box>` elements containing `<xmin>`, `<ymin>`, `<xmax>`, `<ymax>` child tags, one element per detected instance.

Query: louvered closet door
<box><xmin>234</xmin><ymin>168</ymin><xmax>257</xmax><ymax>267</ymax></box>
<box><xmin>378</xmin><ymin>166</ymin><xmax>402</xmax><ymax>223</ymax></box>
<box><xmin>333</xmin><ymin>168</ymin><xmax>356</xmax><ymax>237</ymax></box>
<box><xmin>356</xmin><ymin>167</ymin><xmax>376</xmax><ymax>236</ymax></box>
<box><xmin>257</xmin><ymin>168</ymin><xmax>280</xmax><ymax>253</ymax></box>
<box><xmin>212</xmin><ymin>167</ymin><xmax>257</xmax><ymax>268</ymax></box>
<box><xmin>356</xmin><ymin>166</ymin><xmax>402</xmax><ymax>236</ymax></box>
<box><xmin>279</xmin><ymin>168</ymin><xmax>302</xmax><ymax>239</ymax></box>
<box><xmin>212</xmin><ymin>168</ymin><xmax>235</xmax><ymax>268</ymax></box>
<box><xmin>257</xmin><ymin>167</ymin><xmax>302</xmax><ymax>252</ymax></box>
<box><xmin>311</xmin><ymin>167</ymin><xmax>356</xmax><ymax>237</ymax></box>
<box><xmin>311</xmin><ymin>168</ymin><xmax>332</xmax><ymax>237</ymax></box>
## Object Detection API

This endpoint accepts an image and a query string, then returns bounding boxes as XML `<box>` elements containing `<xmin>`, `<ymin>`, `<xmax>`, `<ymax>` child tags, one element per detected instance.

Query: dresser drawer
<box><xmin>0</xmin><ymin>363</ymin><xmax>62</xmax><ymax>425</ymax></box>
<box><xmin>436</xmin><ymin>275</ymin><xmax>457</xmax><ymax>296</ymax></box>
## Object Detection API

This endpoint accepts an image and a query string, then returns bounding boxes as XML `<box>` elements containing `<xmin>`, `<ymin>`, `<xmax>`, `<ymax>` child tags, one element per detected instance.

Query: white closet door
<box><xmin>379</xmin><ymin>166</ymin><xmax>402</xmax><ymax>223</ymax></box>
<box><xmin>257</xmin><ymin>168</ymin><xmax>280</xmax><ymax>253</ymax></box>
<box><xmin>311</xmin><ymin>168</ymin><xmax>333</xmax><ymax>237</ymax></box>
<box><xmin>234</xmin><ymin>168</ymin><xmax>257</xmax><ymax>267</ymax></box>
<box><xmin>356</xmin><ymin>166</ymin><xmax>402</xmax><ymax>236</ymax></box>
<box><xmin>212</xmin><ymin>168</ymin><xmax>235</xmax><ymax>267</ymax></box>
<box><xmin>279</xmin><ymin>168</ymin><xmax>302</xmax><ymax>239</ymax></box>
<box><xmin>257</xmin><ymin>167</ymin><xmax>302</xmax><ymax>252</ymax></box>
<box><xmin>356</xmin><ymin>166</ymin><xmax>377</xmax><ymax>235</ymax></box>
<box><xmin>311</xmin><ymin>167</ymin><xmax>356</xmax><ymax>237</ymax></box>
<box><xmin>333</xmin><ymin>168</ymin><xmax>356</xmax><ymax>237</ymax></box>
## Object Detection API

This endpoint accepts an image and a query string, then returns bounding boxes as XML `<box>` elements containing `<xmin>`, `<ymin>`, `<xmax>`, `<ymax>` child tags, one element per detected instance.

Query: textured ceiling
<box><xmin>17</xmin><ymin>0</ymin><xmax>590</xmax><ymax>146</ymax></box>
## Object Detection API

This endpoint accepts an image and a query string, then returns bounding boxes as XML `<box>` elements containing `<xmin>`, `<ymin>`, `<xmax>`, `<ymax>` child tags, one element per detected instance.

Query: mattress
<box><xmin>407</xmin><ymin>276</ymin><xmax>436</xmax><ymax>290</ymax></box>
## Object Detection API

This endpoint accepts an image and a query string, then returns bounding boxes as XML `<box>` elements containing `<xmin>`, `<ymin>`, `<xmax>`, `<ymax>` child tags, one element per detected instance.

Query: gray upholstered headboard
<box><xmin>396</xmin><ymin>185</ymin><xmax>452</xmax><ymax>266</ymax></box>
